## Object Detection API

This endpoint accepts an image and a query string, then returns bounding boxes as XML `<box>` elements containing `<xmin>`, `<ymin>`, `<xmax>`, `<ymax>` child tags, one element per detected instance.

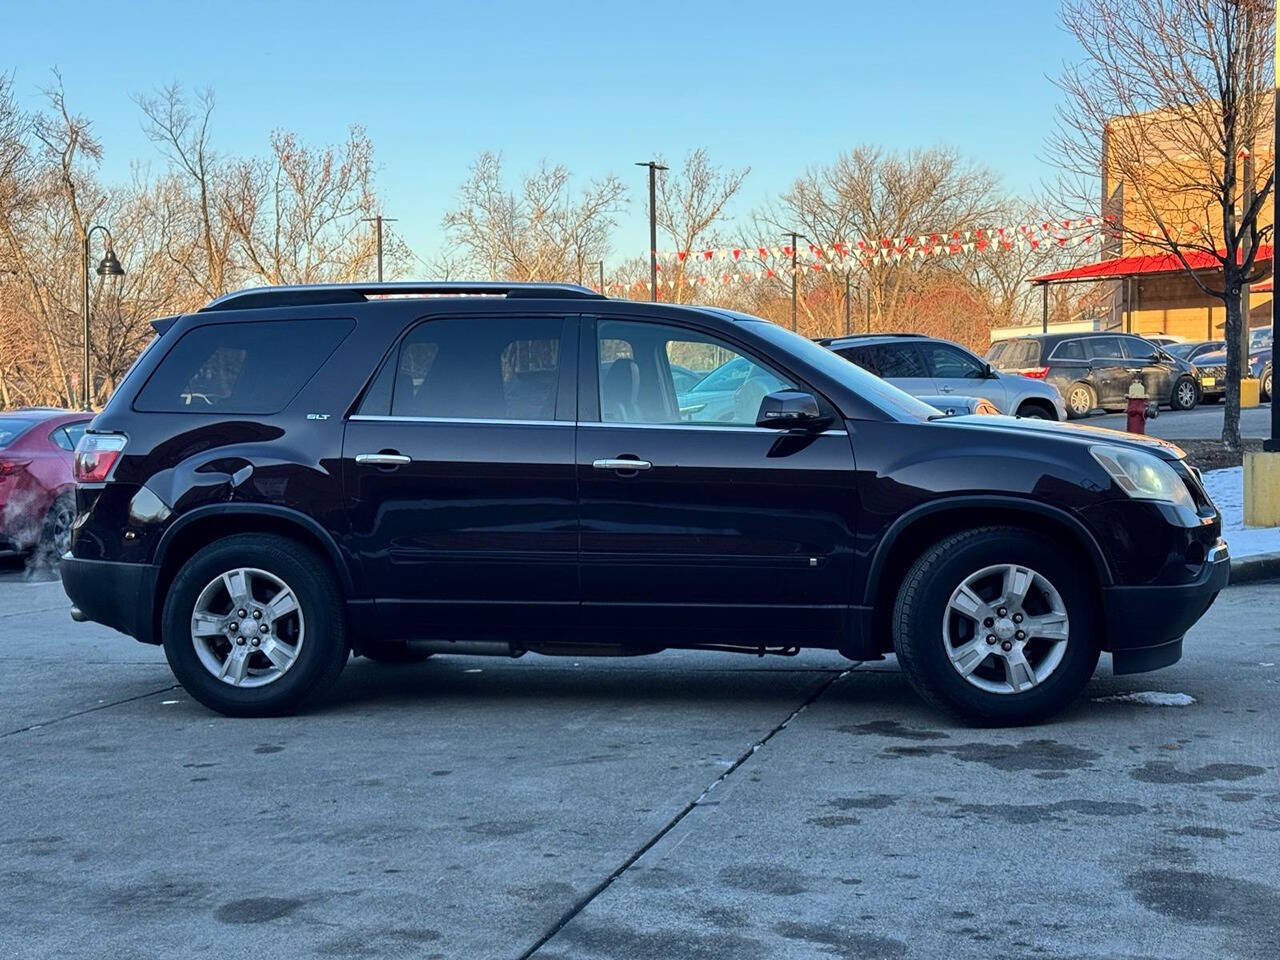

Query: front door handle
<box><xmin>592</xmin><ymin>458</ymin><xmax>652</xmax><ymax>472</ymax></box>
<box><xmin>355</xmin><ymin>453</ymin><xmax>412</xmax><ymax>465</ymax></box>
<box><xmin>939</xmin><ymin>385</ymin><xmax>954</xmax><ymax>393</ymax></box>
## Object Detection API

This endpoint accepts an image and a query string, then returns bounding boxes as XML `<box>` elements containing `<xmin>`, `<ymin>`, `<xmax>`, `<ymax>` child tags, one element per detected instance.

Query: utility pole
<box><xmin>844</xmin><ymin>274</ymin><xmax>853</xmax><ymax>336</ymax></box>
<box><xmin>598</xmin><ymin>260</ymin><xmax>605</xmax><ymax>295</ymax></box>
<box><xmin>636</xmin><ymin>161</ymin><xmax>667</xmax><ymax>301</ymax></box>
<box><xmin>785</xmin><ymin>231</ymin><xmax>802</xmax><ymax>331</ymax></box>
<box><xmin>1270</xmin><ymin>9</ymin><xmax>1279</xmax><ymax>453</ymax></box>
<box><xmin>362</xmin><ymin>215</ymin><xmax>397</xmax><ymax>282</ymax></box>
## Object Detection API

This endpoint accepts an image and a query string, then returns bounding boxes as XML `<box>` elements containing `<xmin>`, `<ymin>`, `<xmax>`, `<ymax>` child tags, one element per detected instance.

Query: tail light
<box><xmin>1018</xmin><ymin>367</ymin><xmax>1050</xmax><ymax>380</ymax></box>
<box><xmin>0</xmin><ymin>458</ymin><xmax>31</xmax><ymax>478</ymax></box>
<box><xmin>73</xmin><ymin>434</ymin><xmax>127</xmax><ymax>483</ymax></box>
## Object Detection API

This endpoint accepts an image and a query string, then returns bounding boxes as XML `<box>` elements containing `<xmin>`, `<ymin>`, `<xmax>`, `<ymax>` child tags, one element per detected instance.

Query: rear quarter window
<box><xmin>133</xmin><ymin>318</ymin><xmax>354</xmax><ymax>414</ymax></box>
<box><xmin>988</xmin><ymin>339</ymin><xmax>1041</xmax><ymax>367</ymax></box>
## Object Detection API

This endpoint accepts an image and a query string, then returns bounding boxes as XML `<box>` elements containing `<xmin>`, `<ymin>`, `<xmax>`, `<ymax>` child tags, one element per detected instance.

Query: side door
<box><xmin>1083</xmin><ymin>335</ymin><xmax>1130</xmax><ymax>407</ymax></box>
<box><xmin>577</xmin><ymin>316</ymin><xmax>859</xmax><ymax>644</ymax></box>
<box><xmin>342</xmin><ymin>312</ymin><xmax>579</xmax><ymax>639</ymax></box>
<box><xmin>1119</xmin><ymin>335</ymin><xmax>1173</xmax><ymax>401</ymax></box>
<box><xmin>835</xmin><ymin>342</ymin><xmax>937</xmax><ymax>398</ymax></box>
<box><xmin>920</xmin><ymin>341</ymin><xmax>1007</xmax><ymax>410</ymax></box>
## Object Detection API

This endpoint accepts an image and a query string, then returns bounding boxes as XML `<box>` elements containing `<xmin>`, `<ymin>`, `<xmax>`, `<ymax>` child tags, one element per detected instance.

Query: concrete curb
<box><xmin>1229</xmin><ymin>552</ymin><xmax>1280</xmax><ymax>585</ymax></box>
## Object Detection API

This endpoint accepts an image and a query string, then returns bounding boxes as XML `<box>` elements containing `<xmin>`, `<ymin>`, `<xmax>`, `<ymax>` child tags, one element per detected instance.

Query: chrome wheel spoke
<box><xmin>219</xmin><ymin>646</ymin><xmax>250</xmax><ymax>686</ymax></box>
<box><xmin>191</xmin><ymin>612</ymin><xmax>224</xmax><ymax>637</ymax></box>
<box><xmin>266</xmin><ymin>588</ymin><xmax>298</xmax><ymax>621</ymax></box>
<box><xmin>1024</xmin><ymin>612</ymin><xmax>1069</xmax><ymax>643</ymax></box>
<box><xmin>261</xmin><ymin>637</ymin><xmax>297</xmax><ymax>671</ymax></box>
<box><xmin>949</xmin><ymin>638</ymin><xmax>990</xmax><ymax>677</ymax></box>
<box><xmin>222</xmin><ymin>569</ymin><xmax>250</xmax><ymax>606</ymax></box>
<box><xmin>1004</xmin><ymin>648</ymin><xmax>1036</xmax><ymax>692</ymax></box>
<box><xmin>949</xmin><ymin>583</ymin><xmax>992</xmax><ymax>622</ymax></box>
<box><xmin>1002</xmin><ymin>566</ymin><xmax>1034</xmax><ymax>609</ymax></box>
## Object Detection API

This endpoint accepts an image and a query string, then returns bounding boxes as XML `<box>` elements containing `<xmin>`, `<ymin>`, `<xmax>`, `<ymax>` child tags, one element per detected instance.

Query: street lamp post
<box><xmin>783</xmin><ymin>231</ymin><xmax>808</xmax><ymax>332</ymax></box>
<box><xmin>361</xmin><ymin>215</ymin><xmax>397</xmax><ymax>282</ymax></box>
<box><xmin>82</xmin><ymin>225</ymin><xmax>125</xmax><ymax>411</ymax></box>
<box><xmin>636</xmin><ymin>161</ymin><xmax>667</xmax><ymax>301</ymax></box>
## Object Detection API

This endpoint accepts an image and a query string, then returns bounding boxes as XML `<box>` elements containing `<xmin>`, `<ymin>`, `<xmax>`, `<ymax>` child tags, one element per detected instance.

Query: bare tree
<box><xmin>1050</xmin><ymin>0</ymin><xmax>1275</xmax><ymax>450</ymax></box>
<box><xmin>653</xmin><ymin>149</ymin><xmax>750</xmax><ymax>302</ymax></box>
<box><xmin>442</xmin><ymin>152</ymin><xmax>626</xmax><ymax>283</ymax></box>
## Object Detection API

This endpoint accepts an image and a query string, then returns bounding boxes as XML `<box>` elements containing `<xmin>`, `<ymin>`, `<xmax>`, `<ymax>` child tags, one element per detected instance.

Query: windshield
<box><xmin>727</xmin><ymin>316</ymin><xmax>940</xmax><ymax>421</ymax></box>
<box><xmin>0</xmin><ymin>417</ymin><xmax>38</xmax><ymax>448</ymax></box>
<box><xmin>687</xmin><ymin>356</ymin><xmax>785</xmax><ymax>395</ymax></box>
<box><xmin>1251</xmin><ymin>327</ymin><xmax>1273</xmax><ymax>351</ymax></box>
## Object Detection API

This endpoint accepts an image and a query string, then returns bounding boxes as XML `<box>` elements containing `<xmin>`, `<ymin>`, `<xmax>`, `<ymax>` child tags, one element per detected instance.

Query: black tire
<box><xmin>891</xmin><ymin>526</ymin><xmax>1100</xmax><ymax>726</ymax></box>
<box><xmin>162</xmin><ymin>534</ymin><xmax>348</xmax><ymax>717</ymax></box>
<box><xmin>1262</xmin><ymin>366</ymin><xmax>1272</xmax><ymax>403</ymax></box>
<box><xmin>1170</xmin><ymin>376</ymin><xmax>1198</xmax><ymax>411</ymax></box>
<box><xmin>360</xmin><ymin>641</ymin><xmax>433</xmax><ymax>664</ymax></box>
<box><xmin>38</xmin><ymin>493</ymin><xmax>76</xmax><ymax>562</ymax></box>
<box><xmin>1016</xmin><ymin>401</ymin><xmax>1054</xmax><ymax>420</ymax></box>
<box><xmin>1065</xmin><ymin>382</ymin><xmax>1094</xmax><ymax>419</ymax></box>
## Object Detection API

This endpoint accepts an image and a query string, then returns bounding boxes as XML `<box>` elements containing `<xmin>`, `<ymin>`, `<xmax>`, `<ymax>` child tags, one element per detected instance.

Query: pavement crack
<box><xmin>0</xmin><ymin>685</ymin><xmax>179</xmax><ymax>739</ymax></box>
<box><xmin>516</xmin><ymin>666</ymin><xmax>854</xmax><ymax>960</ymax></box>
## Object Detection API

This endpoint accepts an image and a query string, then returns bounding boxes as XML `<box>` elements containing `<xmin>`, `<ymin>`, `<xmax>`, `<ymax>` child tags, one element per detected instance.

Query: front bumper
<box><xmin>1102</xmin><ymin>539</ymin><xmax>1229</xmax><ymax>675</ymax></box>
<box><xmin>61</xmin><ymin>554</ymin><xmax>160</xmax><ymax>644</ymax></box>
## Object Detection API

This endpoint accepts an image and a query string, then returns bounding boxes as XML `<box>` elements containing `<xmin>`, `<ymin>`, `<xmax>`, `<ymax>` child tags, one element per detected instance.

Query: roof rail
<box><xmin>199</xmin><ymin>282</ymin><xmax>606</xmax><ymax>312</ymax></box>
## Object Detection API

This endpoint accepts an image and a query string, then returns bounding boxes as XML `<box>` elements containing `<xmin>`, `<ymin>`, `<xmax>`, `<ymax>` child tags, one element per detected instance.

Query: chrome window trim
<box><xmin>347</xmin><ymin>414</ymin><xmax>846</xmax><ymax>436</ymax></box>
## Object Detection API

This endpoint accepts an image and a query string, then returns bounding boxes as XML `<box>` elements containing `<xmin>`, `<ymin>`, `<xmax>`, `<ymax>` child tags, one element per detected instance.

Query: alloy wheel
<box><xmin>1176</xmin><ymin>379</ymin><xmax>1196</xmax><ymax>409</ymax></box>
<box><xmin>190</xmin><ymin>567</ymin><xmax>305</xmax><ymax>687</ymax></box>
<box><xmin>941</xmin><ymin>563</ymin><xmax>1069</xmax><ymax>695</ymax></box>
<box><xmin>44</xmin><ymin>498</ymin><xmax>75</xmax><ymax>556</ymax></box>
<box><xmin>1068</xmin><ymin>386</ymin><xmax>1091</xmax><ymax>416</ymax></box>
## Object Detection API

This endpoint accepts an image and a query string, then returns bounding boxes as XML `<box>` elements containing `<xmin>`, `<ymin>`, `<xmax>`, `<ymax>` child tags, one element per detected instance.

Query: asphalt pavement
<box><xmin>1091</xmin><ymin>401</ymin><xmax>1272</xmax><ymax>440</ymax></box>
<box><xmin>1</xmin><ymin>567</ymin><xmax>1278</xmax><ymax>959</ymax></box>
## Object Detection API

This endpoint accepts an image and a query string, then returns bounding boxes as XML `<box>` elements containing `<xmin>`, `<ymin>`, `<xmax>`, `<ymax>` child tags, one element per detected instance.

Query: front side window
<box><xmin>1120</xmin><ymin>336</ymin><xmax>1159</xmax><ymax>360</ymax></box>
<box><xmin>596</xmin><ymin>320</ymin><xmax>795</xmax><ymax>426</ymax></box>
<box><xmin>924</xmin><ymin>343</ymin><xmax>986</xmax><ymax>379</ymax></box>
<box><xmin>134</xmin><ymin>318</ymin><xmax>354</xmax><ymax>414</ymax></box>
<box><xmin>359</xmin><ymin>315</ymin><xmax>564</xmax><ymax>421</ymax></box>
<box><xmin>1086</xmin><ymin>336</ymin><xmax>1125</xmax><ymax>360</ymax></box>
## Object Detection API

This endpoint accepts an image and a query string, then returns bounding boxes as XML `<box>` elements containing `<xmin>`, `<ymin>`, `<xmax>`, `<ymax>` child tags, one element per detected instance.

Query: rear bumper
<box><xmin>60</xmin><ymin>555</ymin><xmax>160</xmax><ymax>644</ymax></box>
<box><xmin>1102</xmin><ymin>539</ymin><xmax>1229</xmax><ymax>675</ymax></box>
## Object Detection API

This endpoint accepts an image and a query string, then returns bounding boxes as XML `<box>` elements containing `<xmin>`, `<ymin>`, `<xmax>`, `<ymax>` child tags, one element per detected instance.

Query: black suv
<box><xmin>986</xmin><ymin>332</ymin><xmax>1202</xmax><ymax>418</ymax></box>
<box><xmin>63</xmin><ymin>283</ymin><xmax>1229</xmax><ymax>724</ymax></box>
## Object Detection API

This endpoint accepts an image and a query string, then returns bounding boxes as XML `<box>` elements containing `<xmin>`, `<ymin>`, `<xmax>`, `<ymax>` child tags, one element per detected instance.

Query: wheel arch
<box><xmin>151</xmin><ymin>506</ymin><xmax>356</xmax><ymax>646</ymax></box>
<box><xmin>861</xmin><ymin>497</ymin><xmax>1112</xmax><ymax>653</ymax></box>
<box><xmin>1015</xmin><ymin>397</ymin><xmax>1058</xmax><ymax>420</ymax></box>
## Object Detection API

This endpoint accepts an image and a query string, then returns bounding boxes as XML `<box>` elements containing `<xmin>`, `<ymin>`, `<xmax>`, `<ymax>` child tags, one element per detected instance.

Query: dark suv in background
<box><xmin>987</xmin><ymin>332</ymin><xmax>1202</xmax><ymax>418</ymax></box>
<box><xmin>64</xmin><ymin>283</ymin><xmax>1228</xmax><ymax>725</ymax></box>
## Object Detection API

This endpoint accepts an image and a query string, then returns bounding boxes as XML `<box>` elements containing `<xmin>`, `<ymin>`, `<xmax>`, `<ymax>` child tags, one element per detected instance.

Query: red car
<box><xmin>0</xmin><ymin>408</ymin><xmax>92</xmax><ymax>561</ymax></box>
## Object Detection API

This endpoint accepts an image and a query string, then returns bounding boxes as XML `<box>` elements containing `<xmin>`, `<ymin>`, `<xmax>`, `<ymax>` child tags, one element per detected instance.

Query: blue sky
<box><xmin>4</xmin><ymin>0</ymin><xmax>1080</xmax><ymax>265</ymax></box>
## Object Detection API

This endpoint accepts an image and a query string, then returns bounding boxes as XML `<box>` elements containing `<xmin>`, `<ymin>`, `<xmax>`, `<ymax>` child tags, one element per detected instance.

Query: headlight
<box><xmin>1090</xmin><ymin>446</ymin><xmax>1193</xmax><ymax>508</ymax></box>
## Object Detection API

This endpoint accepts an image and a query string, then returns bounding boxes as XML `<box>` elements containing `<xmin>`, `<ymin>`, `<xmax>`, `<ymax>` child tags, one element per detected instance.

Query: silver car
<box><xmin>822</xmin><ymin>334</ymin><xmax>1068</xmax><ymax>420</ymax></box>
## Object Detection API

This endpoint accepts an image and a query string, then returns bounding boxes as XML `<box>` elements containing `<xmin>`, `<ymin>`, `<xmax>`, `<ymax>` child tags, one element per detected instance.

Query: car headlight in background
<box><xmin>1090</xmin><ymin>446</ymin><xmax>1194</xmax><ymax>508</ymax></box>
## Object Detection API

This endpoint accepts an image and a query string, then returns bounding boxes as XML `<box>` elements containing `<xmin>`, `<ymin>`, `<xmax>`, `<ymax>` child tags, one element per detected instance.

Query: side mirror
<box><xmin>984</xmin><ymin>362</ymin><xmax>998</xmax><ymax>378</ymax></box>
<box><xmin>756</xmin><ymin>390</ymin><xmax>827</xmax><ymax>429</ymax></box>
<box><xmin>1148</xmin><ymin>351</ymin><xmax>1162</xmax><ymax>362</ymax></box>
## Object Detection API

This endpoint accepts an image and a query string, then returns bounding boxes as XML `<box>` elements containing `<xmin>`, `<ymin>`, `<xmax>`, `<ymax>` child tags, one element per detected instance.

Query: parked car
<box><xmin>1164</xmin><ymin>339</ymin><xmax>1225</xmax><ymax>363</ymax></box>
<box><xmin>0</xmin><ymin>408</ymin><xmax>92</xmax><ymax>560</ymax></box>
<box><xmin>1143</xmin><ymin>334</ymin><xmax>1187</xmax><ymax>347</ymax></box>
<box><xmin>821</xmin><ymin>334</ymin><xmax>1067</xmax><ymax>420</ymax></box>
<box><xmin>1191</xmin><ymin>328</ymin><xmax>1273</xmax><ymax>403</ymax></box>
<box><xmin>64</xmin><ymin>282</ymin><xmax>1228</xmax><ymax>725</ymax></box>
<box><xmin>915</xmin><ymin>396</ymin><xmax>1001</xmax><ymax>416</ymax></box>
<box><xmin>986</xmin><ymin>332</ymin><xmax>1201</xmax><ymax>418</ymax></box>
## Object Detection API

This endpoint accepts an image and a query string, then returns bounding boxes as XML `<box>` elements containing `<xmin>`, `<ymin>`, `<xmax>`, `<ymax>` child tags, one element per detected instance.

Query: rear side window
<box><xmin>864</xmin><ymin>343</ymin><xmax>927</xmax><ymax>379</ymax></box>
<box><xmin>988</xmin><ymin>339</ymin><xmax>1041</xmax><ymax>367</ymax></box>
<box><xmin>1051</xmin><ymin>339</ymin><xmax>1087</xmax><ymax>361</ymax></box>
<box><xmin>836</xmin><ymin>346</ymin><xmax>878</xmax><ymax>375</ymax></box>
<box><xmin>1086</xmin><ymin>336</ymin><xmax>1124</xmax><ymax>360</ymax></box>
<box><xmin>0</xmin><ymin>417</ymin><xmax>37</xmax><ymax>448</ymax></box>
<box><xmin>134</xmin><ymin>318</ymin><xmax>354</xmax><ymax>414</ymax></box>
<box><xmin>358</xmin><ymin>315</ymin><xmax>565</xmax><ymax>421</ymax></box>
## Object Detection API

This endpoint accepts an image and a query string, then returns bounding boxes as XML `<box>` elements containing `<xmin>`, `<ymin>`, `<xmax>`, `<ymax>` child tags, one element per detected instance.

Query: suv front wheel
<box><xmin>162</xmin><ymin>534</ymin><xmax>349</xmax><ymax>717</ymax></box>
<box><xmin>892</xmin><ymin>526</ymin><xmax>1100</xmax><ymax>724</ymax></box>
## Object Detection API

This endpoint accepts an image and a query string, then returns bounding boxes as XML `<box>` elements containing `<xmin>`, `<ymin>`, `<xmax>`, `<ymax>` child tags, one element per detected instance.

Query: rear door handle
<box><xmin>355</xmin><ymin>453</ymin><xmax>412</xmax><ymax>465</ymax></box>
<box><xmin>592</xmin><ymin>458</ymin><xmax>652</xmax><ymax>471</ymax></box>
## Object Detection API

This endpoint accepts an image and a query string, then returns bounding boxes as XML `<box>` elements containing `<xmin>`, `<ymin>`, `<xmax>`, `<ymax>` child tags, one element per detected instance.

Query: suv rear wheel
<box><xmin>892</xmin><ymin>526</ymin><xmax>1099</xmax><ymax>724</ymax></box>
<box><xmin>162</xmin><ymin>534</ymin><xmax>349</xmax><ymax>717</ymax></box>
<box><xmin>1065</xmin><ymin>383</ymin><xmax>1094</xmax><ymax>419</ymax></box>
<box><xmin>1170</xmin><ymin>376</ymin><xmax>1198</xmax><ymax>411</ymax></box>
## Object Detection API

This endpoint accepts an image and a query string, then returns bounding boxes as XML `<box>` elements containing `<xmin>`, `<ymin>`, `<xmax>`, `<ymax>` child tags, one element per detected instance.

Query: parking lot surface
<box><xmin>2</xmin><ymin>570</ymin><xmax>1278</xmax><ymax>960</ymax></box>
<box><xmin>1092</xmin><ymin>401</ymin><xmax>1272</xmax><ymax>439</ymax></box>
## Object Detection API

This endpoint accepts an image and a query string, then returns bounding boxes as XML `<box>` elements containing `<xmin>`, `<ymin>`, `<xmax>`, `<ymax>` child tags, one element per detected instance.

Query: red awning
<box><xmin>1030</xmin><ymin>245</ymin><xmax>1273</xmax><ymax>284</ymax></box>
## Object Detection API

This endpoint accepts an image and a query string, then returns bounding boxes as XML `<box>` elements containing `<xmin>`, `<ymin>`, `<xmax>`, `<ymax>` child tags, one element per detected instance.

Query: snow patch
<box><xmin>1199</xmin><ymin>466</ymin><xmax>1280</xmax><ymax>558</ymax></box>
<box><xmin>1093</xmin><ymin>691</ymin><xmax>1197</xmax><ymax>707</ymax></box>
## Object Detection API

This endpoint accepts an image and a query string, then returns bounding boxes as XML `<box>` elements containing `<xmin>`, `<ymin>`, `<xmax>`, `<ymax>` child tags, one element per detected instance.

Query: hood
<box><xmin>941</xmin><ymin>414</ymin><xmax>1186</xmax><ymax>461</ymax></box>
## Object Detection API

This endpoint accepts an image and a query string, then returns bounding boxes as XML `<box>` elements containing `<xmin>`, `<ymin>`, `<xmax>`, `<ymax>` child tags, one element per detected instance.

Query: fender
<box><xmin>862</xmin><ymin>494</ymin><xmax>1114</xmax><ymax>606</ymax></box>
<box><xmin>153</xmin><ymin>503</ymin><xmax>356</xmax><ymax>595</ymax></box>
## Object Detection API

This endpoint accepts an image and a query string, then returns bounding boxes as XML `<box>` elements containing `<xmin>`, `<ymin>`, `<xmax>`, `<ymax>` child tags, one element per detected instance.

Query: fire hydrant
<box><xmin>1126</xmin><ymin>380</ymin><xmax>1156</xmax><ymax>434</ymax></box>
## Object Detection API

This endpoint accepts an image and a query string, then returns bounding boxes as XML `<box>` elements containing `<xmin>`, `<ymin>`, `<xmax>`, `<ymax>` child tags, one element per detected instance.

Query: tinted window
<box><xmin>596</xmin><ymin>320</ymin><xmax>795</xmax><ymax>426</ymax></box>
<box><xmin>135</xmin><ymin>319</ymin><xmax>354</xmax><ymax>414</ymax></box>
<box><xmin>923</xmin><ymin>343</ymin><xmax>986</xmax><ymax>379</ymax></box>
<box><xmin>869</xmin><ymin>343</ymin><xmax>928</xmax><ymax>379</ymax></box>
<box><xmin>987</xmin><ymin>339</ymin><xmax>1041</xmax><ymax>367</ymax></box>
<box><xmin>361</xmin><ymin>316</ymin><xmax>564</xmax><ymax>421</ymax></box>
<box><xmin>1251</xmin><ymin>327</ymin><xmax>1272</xmax><ymax>350</ymax></box>
<box><xmin>1120</xmin><ymin>336</ymin><xmax>1159</xmax><ymax>359</ymax></box>
<box><xmin>0</xmin><ymin>417</ymin><xmax>37</xmax><ymax>448</ymax></box>
<box><xmin>1051</xmin><ymin>339</ymin><xmax>1087</xmax><ymax>361</ymax></box>
<box><xmin>1085</xmin><ymin>336</ymin><xmax>1124</xmax><ymax>360</ymax></box>
<box><xmin>836</xmin><ymin>346</ymin><xmax>878</xmax><ymax>375</ymax></box>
